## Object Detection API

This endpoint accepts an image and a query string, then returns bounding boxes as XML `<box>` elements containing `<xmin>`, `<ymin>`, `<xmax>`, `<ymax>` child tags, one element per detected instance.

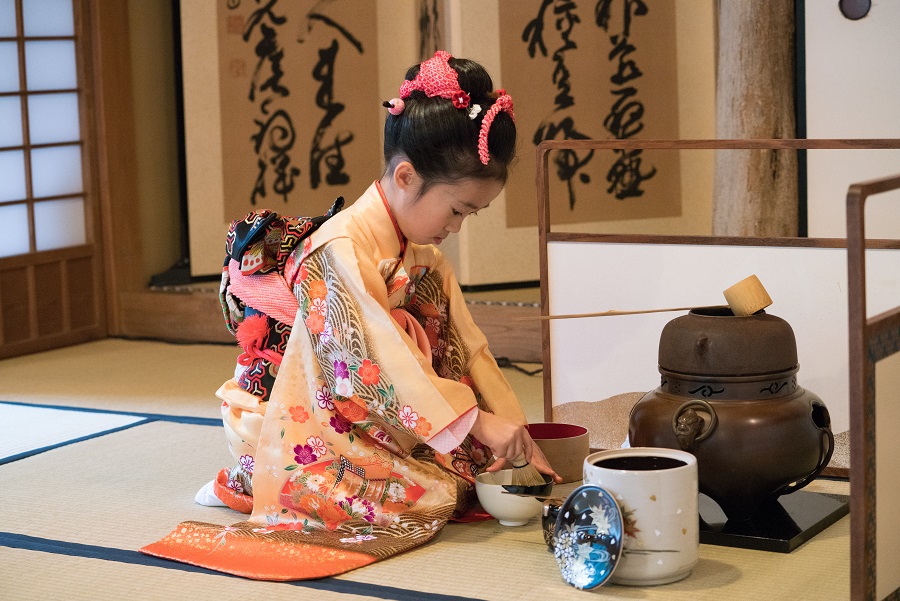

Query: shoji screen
<box><xmin>0</xmin><ymin>0</ymin><xmax>86</xmax><ymax>258</ymax></box>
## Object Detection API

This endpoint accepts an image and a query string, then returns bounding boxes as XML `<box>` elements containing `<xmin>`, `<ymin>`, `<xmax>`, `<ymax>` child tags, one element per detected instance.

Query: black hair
<box><xmin>382</xmin><ymin>56</ymin><xmax>517</xmax><ymax>194</ymax></box>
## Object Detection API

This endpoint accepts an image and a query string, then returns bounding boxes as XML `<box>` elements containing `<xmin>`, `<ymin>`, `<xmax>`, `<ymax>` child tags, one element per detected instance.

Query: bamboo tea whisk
<box><xmin>508</xmin><ymin>453</ymin><xmax>549</xmax><ymax>487</ymax></box>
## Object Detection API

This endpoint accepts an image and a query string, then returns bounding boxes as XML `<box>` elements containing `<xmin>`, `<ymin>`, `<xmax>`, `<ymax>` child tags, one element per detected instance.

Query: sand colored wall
<box><xmin>448</xmin><ymin>0</ymin><xmax>717</xmax><ymax>285</ymax></box>
<box><xmin>876</xmin><ymin>352</ymin><xmax>900</xmax><ymax>599</ymax></box>
<box><xmin>180</xmin><ymin>1</ymin><xmax>431</xmax><ymax>277</ymax></box>
<box><xmin>134</xmin><ymin>1</ymin><xmax>715</xmax><ymax>285</ymax></box>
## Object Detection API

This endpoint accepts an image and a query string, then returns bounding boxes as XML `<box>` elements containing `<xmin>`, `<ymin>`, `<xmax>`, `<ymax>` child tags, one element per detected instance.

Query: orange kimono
<box><xmin>141</xmin><ymin>182</ymin><xmax>526</xmax><ymax>580</ymax></box>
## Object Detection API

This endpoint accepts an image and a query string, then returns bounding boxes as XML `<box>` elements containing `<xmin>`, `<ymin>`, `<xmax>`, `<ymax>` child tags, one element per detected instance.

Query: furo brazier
<box><xmin>628</xmin><ymin>307</ymin><xmax>834</xmax><ymax>521</ymax></box>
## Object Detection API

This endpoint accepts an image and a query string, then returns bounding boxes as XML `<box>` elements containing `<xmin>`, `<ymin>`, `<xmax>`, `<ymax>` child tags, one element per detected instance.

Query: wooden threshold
<box><xmin>466</xmin><ymin>301</ymin><xmax>541</xmax><ymax>363</ymax></box>
<box><xmin>118</xmin><ymin>288</ymin><xmax>543</xmax><ymax>362</ymax></box>
<box><xmin>119</xmin><ymin>289</ymin><xmax>233</xmax><ymax>345</ymax></box>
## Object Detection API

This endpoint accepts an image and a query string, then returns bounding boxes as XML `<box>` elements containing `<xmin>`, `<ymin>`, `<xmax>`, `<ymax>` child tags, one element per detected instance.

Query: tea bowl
<box><xmin>475</xmin><ymin>469</ymin><xmax>553</xmax><ymax>526</ymax></box>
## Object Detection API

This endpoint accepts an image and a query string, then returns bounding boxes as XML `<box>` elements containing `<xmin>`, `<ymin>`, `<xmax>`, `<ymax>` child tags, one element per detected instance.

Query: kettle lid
<box><xmin>658</xmin><ymin>308</ymin><xmax>798</xmax><ymax>376</ymax></box>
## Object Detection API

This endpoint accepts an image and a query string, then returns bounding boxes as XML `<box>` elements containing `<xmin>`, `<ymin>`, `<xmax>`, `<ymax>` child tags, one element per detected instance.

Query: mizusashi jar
<box><xmin>582</xmin><ymin>447</ymin><xmax>699</xmax><ymax>586</ymax></box>
<box><xmin>628</xmin><ymin>308</ymin><xmax>834</xmax><ymax>521</ymax></box>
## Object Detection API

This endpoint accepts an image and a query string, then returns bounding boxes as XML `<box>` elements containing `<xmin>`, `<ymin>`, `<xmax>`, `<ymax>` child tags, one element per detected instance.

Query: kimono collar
<box><xmin>375</xmin><ymin>179</ymin><xmax>407</xmax><ymax>258</ymax></box>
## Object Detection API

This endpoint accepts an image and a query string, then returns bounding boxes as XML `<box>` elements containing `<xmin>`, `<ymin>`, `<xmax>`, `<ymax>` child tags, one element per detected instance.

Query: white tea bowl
<box><xmin>475</xmin><ymin>469</ymin><xmax>547</xmax><ymax>526</ymax></box>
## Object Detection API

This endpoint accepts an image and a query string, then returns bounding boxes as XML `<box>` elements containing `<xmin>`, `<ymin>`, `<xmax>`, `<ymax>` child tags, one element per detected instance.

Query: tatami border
<box><xmin>0</xmin><ymin>532</ymin><xmax>486</xmax><ymax>601</ymax></box>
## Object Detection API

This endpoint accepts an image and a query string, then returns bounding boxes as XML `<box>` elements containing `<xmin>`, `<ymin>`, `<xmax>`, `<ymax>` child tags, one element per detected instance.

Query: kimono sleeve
<box><xmin>412</xmin><ymin>245</ymin><xmax>528</xmax><ymax>427</ymax></box>
<box><xmin>295</xmin><ymin>239</ymin><xmax>479</xmax><ymax>456</ymax></box>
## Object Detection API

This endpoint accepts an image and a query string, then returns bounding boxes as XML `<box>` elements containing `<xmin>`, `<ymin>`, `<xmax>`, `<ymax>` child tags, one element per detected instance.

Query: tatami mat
<box><xmin>0</xmin><ymin>416</ymin><xmax>850</xmax><ymax>600</ymax></box>
<box><xmin>0</xmin><ymin>339</ymin><xmax>237</xmax><ymax>418</ymax></box>
<box><xmin>0</xmin><ymin>547</ymin><xmax>439</xmax><ymax>601</ymax></box>
<box><xmin>0</xmin><ymin>401</ymin><xmax>146</xmax><ymax>464</ymax></box>
<box><xmin>0</xmin><ymin>339</ymin><xmax>546</xmax><ymax>422</ymax></box>
<box><xmin>0</xmin><ymin>340</ymin><xmax>851</xmax><ymax>600</ymax></box>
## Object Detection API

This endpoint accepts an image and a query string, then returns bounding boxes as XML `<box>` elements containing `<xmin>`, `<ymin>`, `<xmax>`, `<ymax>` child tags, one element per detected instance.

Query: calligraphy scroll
<box><xmin>500</xmin><ymin>0</ymin><xmax>681</xmax><ymax>227</ymax></box>
<box><xmin>218</xmin><ymin>0</ymin><xmax>381</xmax><ymax>219</ymax></box>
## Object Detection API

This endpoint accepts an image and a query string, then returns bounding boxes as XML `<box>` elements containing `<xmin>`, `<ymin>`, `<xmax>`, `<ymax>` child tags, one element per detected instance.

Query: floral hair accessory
<box><xmin>398</xmin><ymin>50</ymin><xmax>469</xmax><ymax>108</ymax></box>
<box><xmin>397</xmin><ymin>51</ymin><xmax>515</xmax><ymax>165</ymax></box>
<box><xmin>478</xmin><ymin>89</ymin><xmax>515</xmax><ymax>165</ymax></box>
<box><xmin>383</xmin><ymin>98</ymin><xmax>405</xmax><ymax>116</ymax></box>
<box><xmin>452</xmin><ymin>90</ymin><xmax>470</xmax><ymax>109</ymax></box>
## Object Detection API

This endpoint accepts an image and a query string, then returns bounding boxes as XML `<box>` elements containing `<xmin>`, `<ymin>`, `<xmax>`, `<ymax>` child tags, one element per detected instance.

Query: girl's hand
<box><xmin>469</xmin><ymin>410</ymin><xmax>562</xmax><ymax>483</ymax></box>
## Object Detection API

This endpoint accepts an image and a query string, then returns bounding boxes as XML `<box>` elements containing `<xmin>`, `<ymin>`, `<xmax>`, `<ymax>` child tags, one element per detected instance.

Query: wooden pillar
<box><xmin>90</xmin><ymin>0</ymin><xmax>144</xmax><ymax>334</ymax></box>
<box><xmin>712</xmin><ymin>1</ymin><xmax>798</xmax><ymax>236</ymax></box>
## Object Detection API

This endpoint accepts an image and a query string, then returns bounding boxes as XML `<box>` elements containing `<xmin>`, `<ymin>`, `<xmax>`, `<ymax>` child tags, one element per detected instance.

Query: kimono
<box><xmin>140</xmin><ymin>182</ymin><xmax>527</xmax><ymax>580</ymax></box>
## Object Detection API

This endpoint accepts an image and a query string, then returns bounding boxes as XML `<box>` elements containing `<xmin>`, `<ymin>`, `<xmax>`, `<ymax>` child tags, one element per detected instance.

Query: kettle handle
<box><xmin>774</xmin><ymin>416</ymin><xmax>835</xmax><ymax>497</ymax></box>
<box><xmin>671</xmin><ymin>400</ymin><xmax>718</xmax><ymax>451</ymax></box>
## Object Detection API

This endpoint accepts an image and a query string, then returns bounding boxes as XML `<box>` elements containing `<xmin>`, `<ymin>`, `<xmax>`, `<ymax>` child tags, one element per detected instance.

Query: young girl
<box><xmin>142</xmin><ymin>51</ymin><xmax>558</xmax><ymax>580</ymax></box>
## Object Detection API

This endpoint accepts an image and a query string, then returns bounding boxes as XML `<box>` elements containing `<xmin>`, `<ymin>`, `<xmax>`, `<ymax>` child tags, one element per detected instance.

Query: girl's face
<box><xmin>390</xmin><ymin>166</ymin><xmax>504</xmax><ymax>246</ymax></box>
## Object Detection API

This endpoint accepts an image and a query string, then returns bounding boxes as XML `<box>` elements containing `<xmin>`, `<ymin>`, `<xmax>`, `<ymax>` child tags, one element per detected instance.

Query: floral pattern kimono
<box><xmin>141</xmin><ymin>182</ymin><xmax>527</xmax><ymax>580</ymax></box>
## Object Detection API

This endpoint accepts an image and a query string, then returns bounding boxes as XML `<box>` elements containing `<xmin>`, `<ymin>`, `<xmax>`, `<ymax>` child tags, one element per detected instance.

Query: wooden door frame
<box><xmin>535</xmin><ymin>138</ymin><xmax>900</xmax><ymax>421</ymax></box>
<box><xmin>88</xmin><ymin>0</ymin><xmax>145</xmax><ymax>335</ymax></box>
<box><xmin>88</xmin><ymin>0</ymin><xmax>232</xmax><ymax>346</ymax></box>
<box><xmin>0</xmin><ymin>0</ymin><xmax>131</xmax><ymax>359</ymax></box>
<box><xmin>846</xmin><ymin>173</ymin><xmax>900</xmax><ymax>601</ymax></box>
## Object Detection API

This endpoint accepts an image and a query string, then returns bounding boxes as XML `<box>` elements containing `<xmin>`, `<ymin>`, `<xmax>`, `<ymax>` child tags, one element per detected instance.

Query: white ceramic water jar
<box><xmin>583</xmin><ymin>447</ymin><xmax>699</xmax><ymax>585</ymax></box>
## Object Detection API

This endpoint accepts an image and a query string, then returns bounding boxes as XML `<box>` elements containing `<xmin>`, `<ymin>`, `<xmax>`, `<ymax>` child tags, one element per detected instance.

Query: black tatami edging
<box><xmin>0</xmin><ymin>399</ymin><xmax>222</xmax><ymax>426</ymax></box>
<box><xmin>0</xmin><ymin>532</ymin><xmax>487</xmax><ymax>601</ymax></box>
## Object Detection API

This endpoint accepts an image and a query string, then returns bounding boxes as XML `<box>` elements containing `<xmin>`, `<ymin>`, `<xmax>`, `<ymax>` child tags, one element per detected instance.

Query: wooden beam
<box><xmin>119</xmin><ymin>290</ymin><xmax>233</xmax><ymax>345</ymax></box>
<box><xmin>89</xmin><ymin>0</ymin><xmax>144</xmax><ymax>335</ymax></box>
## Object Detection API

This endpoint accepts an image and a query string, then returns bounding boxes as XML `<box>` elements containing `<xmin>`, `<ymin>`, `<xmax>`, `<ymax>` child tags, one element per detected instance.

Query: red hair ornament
<box><xmin>388</xmin><ymin>50</ymin><xmax>515</xmax><ymax>166</ymax></box>
<box><xmin>478</xmin><ymin>90</ymin><xmax>514</xmax><ymax>166</ymax></box>
<box><xmin>398</xmin><ymin>50</ymin><xmax>468</xmax><ymax>106</ymax></box>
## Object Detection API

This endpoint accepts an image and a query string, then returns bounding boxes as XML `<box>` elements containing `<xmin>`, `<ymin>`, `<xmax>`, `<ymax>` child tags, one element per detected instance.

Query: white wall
<box><xmin>546</xmin><ymin>240</ymin><xmax>900</xmax><ymax>435</ymax></box>
<box><xmin>805</xmin><ymin>2</ymin><xmax>900</xmax><ymax>239</ymax></box>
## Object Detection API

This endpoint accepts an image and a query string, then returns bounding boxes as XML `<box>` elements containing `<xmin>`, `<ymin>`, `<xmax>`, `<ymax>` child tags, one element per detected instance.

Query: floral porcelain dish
<box><xmin>543</xmin><ymin>485</ymin><xmax>624</xmax><ymax>589</ymax></box>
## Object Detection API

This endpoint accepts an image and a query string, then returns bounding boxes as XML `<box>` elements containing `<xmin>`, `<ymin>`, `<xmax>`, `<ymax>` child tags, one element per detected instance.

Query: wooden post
<box><xmin>713</xmin><ymin>1</ymin><xmax>798</xmax><ymax>236</ymax></box>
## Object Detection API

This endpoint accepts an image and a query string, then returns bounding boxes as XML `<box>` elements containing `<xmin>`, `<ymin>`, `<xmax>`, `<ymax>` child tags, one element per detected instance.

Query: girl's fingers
<box><xmin>528</xmin><ymin>445</ymin><xmax>563</xmax><ymax>483</ymax></box>
<box><xmin>485</xmin><ymin>457</ymin><xmax>510</xmax><ymax>472</ymax></box>
<box><xmin>523</xmin><ymin>438</ymin><xmax>534</xmax><ymax>462</ymax></box>
<box><xmin>485</xmin><ymin>449</ymin><xmax>562</xmax><ymax>483</ymax></box>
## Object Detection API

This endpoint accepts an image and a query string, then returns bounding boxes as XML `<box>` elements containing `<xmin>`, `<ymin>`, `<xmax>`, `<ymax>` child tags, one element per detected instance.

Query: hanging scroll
<box><xmin>500</xmin><ymin>0</ymin><xmax>682</xmax><ymax>227</ymax></box>
<box><xmin>217</xmin><ymin>0</ymin><xmax>382</xmax><ymax>220</ymax></box>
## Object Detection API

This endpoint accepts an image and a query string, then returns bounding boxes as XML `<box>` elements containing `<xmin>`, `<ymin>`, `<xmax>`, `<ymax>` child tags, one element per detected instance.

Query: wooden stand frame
<box><xmin>847</xmin><ymin>173</ymin><xmax>900</xmax><ymax>601</ymax></box>
<box><xmin>535</xmin><ymin>138</ymin><xmax>900</xmax><ymax>601</ymax></box>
